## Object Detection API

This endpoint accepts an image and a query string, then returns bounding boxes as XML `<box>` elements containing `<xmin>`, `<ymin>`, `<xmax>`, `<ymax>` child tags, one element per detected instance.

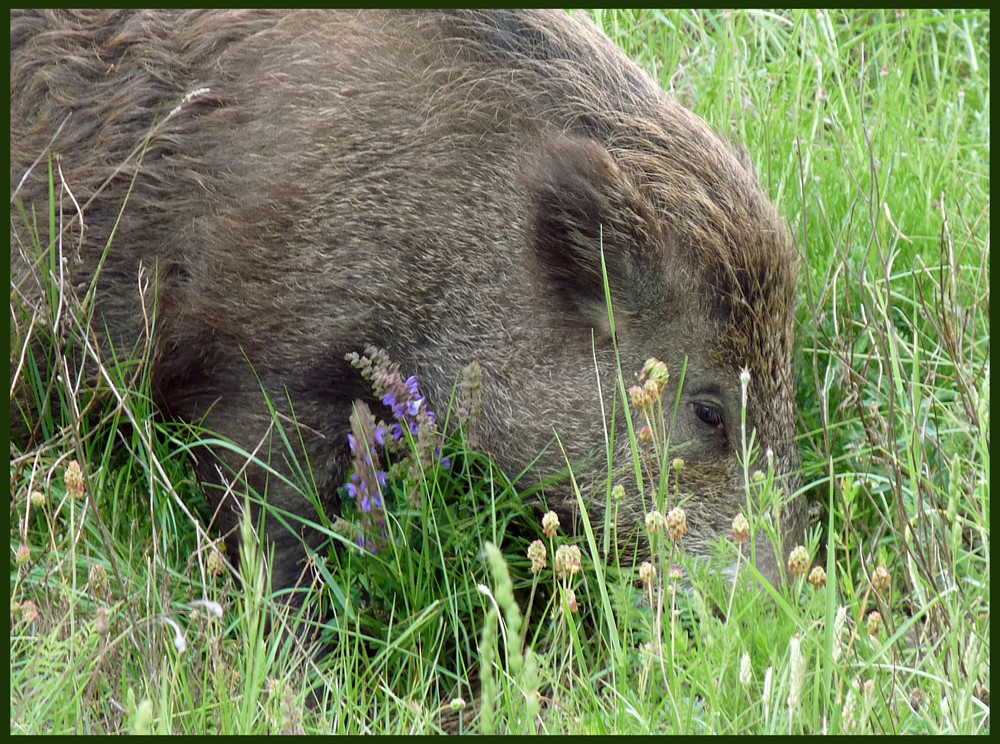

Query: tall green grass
<box><xmin>10</xmin><ymin>10</ymin><xmax>988</xmax><ymax>734</ymax></box>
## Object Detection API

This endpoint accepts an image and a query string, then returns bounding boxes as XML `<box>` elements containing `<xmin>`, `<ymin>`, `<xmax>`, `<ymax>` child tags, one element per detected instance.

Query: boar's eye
<box><xmin>692</xmin><ymin>402</ymin><xmax>724</xmax><ymax>430</ymax></box>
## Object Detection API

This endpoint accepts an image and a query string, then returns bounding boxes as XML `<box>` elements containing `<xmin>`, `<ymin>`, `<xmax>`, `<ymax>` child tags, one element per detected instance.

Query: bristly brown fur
<box><xmin>10</xmin><ymin>10</ymin><xmax>804</xmax><ymax>594</ymax></box>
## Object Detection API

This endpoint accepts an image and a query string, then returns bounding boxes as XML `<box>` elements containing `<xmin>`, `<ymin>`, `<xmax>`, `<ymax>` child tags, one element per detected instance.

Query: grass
<box><xmin>9</xmin><ymin>9</ymin><xmax>989</xmax><ymax>735</ymax></box>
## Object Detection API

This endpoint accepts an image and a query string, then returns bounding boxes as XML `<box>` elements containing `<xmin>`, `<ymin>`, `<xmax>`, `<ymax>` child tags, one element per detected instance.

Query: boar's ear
<box><xmin>528</xmin><ymin>136</ymin><xmax>660</xmax><ymax>332</ymax></box>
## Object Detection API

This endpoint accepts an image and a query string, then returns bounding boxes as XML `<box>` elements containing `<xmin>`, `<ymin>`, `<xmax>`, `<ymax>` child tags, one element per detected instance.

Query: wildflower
<box><xmin>611</xmin><ymin>483</ymin><xmax>626</xmax><ymax>502</ymax></box>
<box><xmin>787</xmin><ymin>545</ymin><xmax>810</xmax><ymax>579</ymax></box>
<box><xmin>346</xmin><ymin>346</ymin><xmax>446</xmax><ymax>503</ymax></box>
<box><xmin>787</xmin><ymin>634</ymin><xmax>806</xmax><ymax>712</ymax></box>
<box><xmin>554</xmin><ymin>544</ymin><xmax>582</xmax><ymax>580</ymax></box>
<box><xmin>871</xmin><ymin>565</ymin><xmax>891</xmax><ymax>594</ymax></box>
<box><xmin>645</xmin><ymin>509</ymin><xmax>665</xmax><ymax>535</ymax></box>
<box><xmin>666</xmin><ymin>506</ymin><xmax>688</xmax><ymax>542</ymax></box>
<box><xmin>739</xmin><ymin>368</ymin><xmax>751</xmax><ymax>408</ymax></box>
<box><xmin>527</xmin><ymin>540</ymin><xmax>547</xmax><ymax>574</ymax></box>
<box><xmin>639</xmin><ymin>561</ymin><xmax>656</xmax><ymax>588</ymax></box>
<box><xmin>16</xmin><ymin>544</ymin><xmax>31</xmax><ymax>566</ymax></box>
<box><xmin>808</xmin><ymin>565</ymin><xmax>827</xmax><ymax>589</ymax></box>
<box><xmin>629</xmin><ymin>384</ymin><xmax>650</xmax><ymax>411</ymax></box>
<box><xmin>30</xmin><ymin>490</ymin><xmax>45</xmax><ymax>507</ymax></box>
<box><xmin>542</xmin><ymin>510</ymin><xmax>560</xmax><ymax>539</ymax></box>
<box><xmin>450</xmin><ymin>698</ymin><xmax>466</xmax><ymax>712</ymax></box>
<box><xmin>731</xmin><ymin>513</ymin><xmax>750</xmax><ymax>544</ymax></box>
<box><xmin>345</xmin><ymin>401</ymin><xmax>388</xmax><ymax>552</ymax></box>
<box><xmin>894</xmin><ymin>9</ymin><xmax>905</xmax><ymax>20</ymax></box>
<box><xmin>638</xmin><ymin>425</ymin><xmax>653</xmax><ymax>443</ymax></box>
<box><xmin>562</xmin><ymin>587</ymin><xmax>579</xmax><ymax>614</ymax></box>
<box><xmin>752</xmin><ymin>469</ymin><xmax>766</xmax><ymax>483</ymax></box>
<box><xmin>20</xmin><ymin>600</ymin><xmax>39</xmax><ymax>625</ymax></box>
<box><xmin>669</xmin><ymin>566</ymin><xmax>683</xmax><ymax>581</ymax></box>
<box><xmin>866</xmin><ymin>611</ymin><xmax>883</xmax><ymax>638</ymax></box>
<box><xmin>672</xmin><ymin>457</ymin><xmax>684</xmax><ymax>472</ymax></box>
<box><xmin>207</xmin><ymin>548</ymin><xmax>226</xmax><ymax>577</ymax></box>
<box><xmin>89</xmin><ymin>563</ymin><xmax>110</xmax><ymax>600</ymax></box>
<box><xmin>65</xmin><ymin>459</ymin><xmax>85</xmax><ymax>499</ymax></box>
<box><xmin>739</xmin><ymin>651</ymin><xmax>753</xmax><ymax>687</ymax></box>
<box><xmin>641</xmin><ymin>358</ymin><xmax>669</xmax><ymax>392</ymax></box>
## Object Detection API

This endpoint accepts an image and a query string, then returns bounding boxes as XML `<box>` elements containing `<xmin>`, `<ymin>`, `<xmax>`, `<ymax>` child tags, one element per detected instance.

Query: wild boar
<box><xmin>10</xmin><ymin>9</ymin><xmax>805</xmax><ymax>596</ymax></box>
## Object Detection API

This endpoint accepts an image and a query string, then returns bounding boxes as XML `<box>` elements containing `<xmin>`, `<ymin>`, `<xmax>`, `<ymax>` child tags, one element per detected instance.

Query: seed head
<box><xmin>808</xmin><ymin>565</ymin><xmax>827</xmax><ymax>589</ymax></box>
<box><xmin>666</xmin><ymin>506</ymin><xmax>688</xmax><ymax>542</ymax></box>
<box><xmin>787</xmin><ymin>545</ymin><xmax>810</xmax><ymax>579</ymax></box>
<box><xmin>16</xmin><ymin>544</ymin><xmax>31</xmax><ymax>566</ymax></box>
<box><xmin>20</xmin><ymin>600</ymin><xmax>39</xmax><ymax>625</ymax></box>
<box><xmin>787</xmin><ymin>634</ymin><xmax>806</xmax><ymax>712</ymax></box>
<box><xmin>639</xmin><ymin>561</ymin><xmax>656</xmax><ymax>588</ymax></box>
<box><xmin>65</xmin><ymin>459</ymin><xmax>85</xmax><ymax>499</ymax></box>
<box><xmin>638</xmin><ymin>425</ymin><xmax>653</xmax><ymax>443</ymax></box>
<box><xmin>672</xmin><ymin>457</ymin><xmax>685</xmax><ymax>472</ymax></box>
<box><xmin>645</xmin><ymin>509</ymin><xmax>665</xmax><ymax>535</ymax></box>
<box><xmin>611</xmin><ymin>483</ymin><xmax>626</xmax><ymax>502</ymax></box>
<box><xmin>866</xmin><ymin>610</ymin><xmax>883</xmax><ymax>638</ymax></box>
<box><xmin>871</xmin><ymin>565</ymin><xmax>891</xmax><ymax>594</ymax></box>
<box><xmin>456</xmin><ymin>360</ymin><xmax>483</xmax><ymax>430</ymax></box>
<box><xmin>641</xmin><ymin>358</ymin><xmax>669</xmax><ymax>392</ymax></box>
<box><xmin>527</xmin><ymin>540</ymin><xmax>547</xmax><ymax>574</ymax></box>
<box><xmin>629</xmin><ymin>384</ymin><xmax>649</xmax><ymax>411</ymax></box>
<box><xmin>30</xmin><ymin>490</ymin><xmax>45</xmax><ymax>507</ymax></box>
<box><xmin>88</xmin><ymin>563</ymin><xmax>110</xmax><ymax>600</ymax></box>
<box><xmin>731</xmin><ymin>513</ymin><xmax>750</xmax><ymax>544</ymax></box>
<box><xmin>554</xmin><ymin>544</ymin><xmax>582</xmax><ymax>580</ymax></box>
<box><xmin>541</xmin><ymin>510</ymin><xmax>560</xmax><ymax>539</ymax></box>
<box><xmin>562</xmin><ymin>587</ymin><xmax>579</xmax><ymax>614</ymax></box>
<box><xmin>207</xmin><ymin>548</ymin><xmax>226</xmax><ymax>577</ymax></box>
<box><xmin>739</xmin><ymin>651</ymin><xmax>753</xmax><ymax>687</ymax></box>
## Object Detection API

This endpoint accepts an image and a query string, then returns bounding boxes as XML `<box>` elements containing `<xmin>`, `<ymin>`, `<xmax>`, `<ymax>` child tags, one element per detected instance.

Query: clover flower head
<box><xmin>639</xmin><ymin>560</ymin><xmax>656</xmax><ymax>588</ymax></box>
<box><xmin>554</xmin><ymin>544</ymin><xmax>582</xmax><ymax>580</ymax></box>
<box><xmin>527</xmin><ymin>540</ymin><xmax>547</xmax><ymax>574</ymax></box>
<box><xmin>645</xmin><ymin>509</ymin><xmax>665</xmax><ymax>535</ymax></box>
<box><xmin>731</xmin><ymin>513</ymin><xmax>750</xmax><ymax>544</ymax></box>
<box><xmin>787</xmin><ymin>545</ymin><xmax>810</xmax><ymax>579</ymax></box>
<box><xmin>542</xmin><ymin>510</ymin><xmax>560</xmax><ymax>539</ymax></box>
<box><xmin>666</xmin><ymin>506</ymin><xmax>688</xmax><ymax>542</ymax></box>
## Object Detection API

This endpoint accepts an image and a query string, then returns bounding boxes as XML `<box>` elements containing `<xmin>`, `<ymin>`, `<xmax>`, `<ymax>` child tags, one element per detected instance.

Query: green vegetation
<box><xmin>10</xmin><ymin>10</ymin><xmax>988</xmax><ymax>734</ymax></box>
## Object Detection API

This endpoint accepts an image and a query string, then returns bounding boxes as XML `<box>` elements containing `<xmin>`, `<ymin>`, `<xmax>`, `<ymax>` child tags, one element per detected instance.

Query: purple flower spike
<box><xmin>406</xmin><ymin>376</ymin><xmax>420</xmax><ymax>396</ymax></box>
